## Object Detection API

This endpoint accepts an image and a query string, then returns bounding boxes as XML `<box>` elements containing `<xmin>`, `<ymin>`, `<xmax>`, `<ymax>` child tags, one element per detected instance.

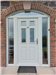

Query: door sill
<box><xmin>17</xmin><ymin>63</ymin><xmax>39</xmax><ymax>66</ymax></box>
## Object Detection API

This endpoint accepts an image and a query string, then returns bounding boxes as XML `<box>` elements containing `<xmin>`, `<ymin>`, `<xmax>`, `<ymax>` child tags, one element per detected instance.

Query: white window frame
<box><xmin>6</xmin><ymin>10</ymin><xmax>50</xmax><ymax>66</ymax></box>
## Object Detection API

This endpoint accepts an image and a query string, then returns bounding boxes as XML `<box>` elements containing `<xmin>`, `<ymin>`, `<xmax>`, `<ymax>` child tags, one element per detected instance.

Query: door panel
<box><xmin>29</xmin><ymin>47</ymin><xmax>35</xmax><ymax>60</ymax></box>
<box><xmin>21</xmin><ymin>47</ymin><xmax>27</xmax><ymax>60</ymax></box>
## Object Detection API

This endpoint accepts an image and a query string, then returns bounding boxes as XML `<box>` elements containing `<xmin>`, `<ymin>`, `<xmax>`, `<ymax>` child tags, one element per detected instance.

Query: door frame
<box><xmin>6</xmin><ymin>14</ymin><xmax>50</xmax><ymax>66</ymax></box>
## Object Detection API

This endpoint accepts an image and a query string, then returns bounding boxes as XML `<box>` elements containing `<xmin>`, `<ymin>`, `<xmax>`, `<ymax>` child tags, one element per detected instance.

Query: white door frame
<box><xmin>6</xmin><ymin>15</ymin><xmax>50</xmax><ymax>66</ymax></box>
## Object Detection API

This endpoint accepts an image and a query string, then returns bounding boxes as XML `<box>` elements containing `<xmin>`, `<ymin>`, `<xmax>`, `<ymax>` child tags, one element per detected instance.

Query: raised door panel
<box><xmin>29</xmin><ymin>47</ymin><xmax>35</xmax><ymax>60</ymax></box>
<box><xmin>21</xmin><ymin>47</ymin><xmax>27</xmax><ymax>60</ymax></box>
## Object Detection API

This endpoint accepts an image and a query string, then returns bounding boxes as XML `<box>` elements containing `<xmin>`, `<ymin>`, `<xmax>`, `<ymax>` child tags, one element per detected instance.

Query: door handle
<box><xmin>36</xmin><ymin>39</ymin><xmax>38</xmax><ymax>44</ymax></box>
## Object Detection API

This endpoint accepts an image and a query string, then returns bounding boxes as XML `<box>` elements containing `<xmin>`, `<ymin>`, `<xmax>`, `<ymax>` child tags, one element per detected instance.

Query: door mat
<box><xmin>17</xmin><ymin>66</ymin><xmax>37</xmax><ymax>73</ymax></box>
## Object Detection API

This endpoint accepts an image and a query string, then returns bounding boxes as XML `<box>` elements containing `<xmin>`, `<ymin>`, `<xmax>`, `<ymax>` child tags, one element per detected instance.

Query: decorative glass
<box><xmin>30</xmin><ymin>21</ymin><xmax>34</xmax><ymax>25</ymax></box>
<box><xmin>30</xmin><ymin>28</ymin><xmax>34</xmax><ymax>42</ymax></box>
<box><xmin>22</xmin><ymin>29</ymin><xmax>26</xmax><ymax>42</ymax></box>
<box><xmin>21</xmin><ymin>21</ymin><xmax>26</xmax><ymax>25</ymax></box>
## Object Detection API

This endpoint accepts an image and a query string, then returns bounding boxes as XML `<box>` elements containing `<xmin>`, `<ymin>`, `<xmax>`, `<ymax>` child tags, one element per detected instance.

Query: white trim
<box><xmin>7</xmin><ymin>15</ymin><xmax>49</xmax><ymax>18</ymax></box>
<box><xmin>6</xmin><ymin>10</ymin><xmax>50</xmax><ymax>66</ymax></box>
<box><xmin>17</xmin><ymin>63</ymin><xmax>40</xmax><ymax>66</ymax></box>
<box><xmin>48</xmin><ymin>17</ymin><xmax>50</xmax><ymax>66</ymax></box>
<box><xmin>6</xmin><ymin>17</ymin><xmax>8</xmax><ymax>66</ymax></box>
<box><xmin>14</xmin><ymin>18</ymin><xmax>17</xmax><ymax>66</ymax></box>
<box><xmin>38</xmin><ymin>17</ymin><xmax>42</xmax><ymax>66</ymax></box>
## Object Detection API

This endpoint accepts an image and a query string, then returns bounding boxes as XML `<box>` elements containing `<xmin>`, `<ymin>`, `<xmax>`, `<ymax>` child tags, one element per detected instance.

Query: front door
<box><xmin>18</xmin><ymin>18</ymin><xmax>39</xmax><ymax>66</ymax></box>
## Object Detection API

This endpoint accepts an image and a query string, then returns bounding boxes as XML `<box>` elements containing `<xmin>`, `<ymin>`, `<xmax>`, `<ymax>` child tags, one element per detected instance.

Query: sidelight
<box><xmin>42</xmin><ymin>18</ymin><xmax>48</xmax><ymax>64</ymax></box>
<box><xmin>8</xmin><ymin>19</ymin><xmax>14</xmax><ymax>64</ymax></box>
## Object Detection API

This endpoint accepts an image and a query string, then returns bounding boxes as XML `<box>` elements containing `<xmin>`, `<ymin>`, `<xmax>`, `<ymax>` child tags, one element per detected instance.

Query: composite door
<box><xmin>18</xmin><ymin>18</ymin><xmax>39</xmax><ymax>66</ymax></box>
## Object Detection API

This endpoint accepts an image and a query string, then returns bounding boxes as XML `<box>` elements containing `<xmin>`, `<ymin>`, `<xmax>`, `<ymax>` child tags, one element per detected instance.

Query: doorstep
<box><xmin>0</xmin><ymin>67</ymin><xmax>5</xmax><ymax>74</ymax></box>
<box><xmin>51</xmin><ymin>67</ymin><xmax>56</xmax><ymax>74</ymax></box>
<box><xmin>17</xmin><ymin>73</ymin><xmax>36</xmax><ymax>75</ymax></box>
<box><xmin>1</xmin><ymin>66</ymin><xmax>55</xmax><ymax>75</ymax></box>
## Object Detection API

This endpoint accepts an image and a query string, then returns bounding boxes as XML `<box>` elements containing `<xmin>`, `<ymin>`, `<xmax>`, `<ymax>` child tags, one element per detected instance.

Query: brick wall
<box><xmin>1</xmin><ymin>1</ymin><xmax>56</xmax><ymax>67</ymax></box>
<box><xmin>1</xmin><ymin>1</ymin><xmax>56</xmax><ymax>11</ymax></box>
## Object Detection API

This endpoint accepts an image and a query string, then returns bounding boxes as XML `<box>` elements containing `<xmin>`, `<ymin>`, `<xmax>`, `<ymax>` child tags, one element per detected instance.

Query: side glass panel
<box><xmin>30</xmin><ymin>28</ymin><xmax>34</xmax><ymax>42</ymax></box>
<box><xmin>42</xmin><ymin>18</ymin><xmax>48</xmax><ymax>64</ymax></box>
<box><xmin>8</xmin><ymin>19</ymin><xmax>14</xmax><ymax>64</ymax></box>
<box><xmin>21</xmin><ymin>29</ymin><xmax>26</xmax><ymax>42</ymax></box>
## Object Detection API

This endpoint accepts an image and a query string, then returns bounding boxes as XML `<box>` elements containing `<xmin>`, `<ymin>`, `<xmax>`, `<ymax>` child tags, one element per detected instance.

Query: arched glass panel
<box><xmin>12</xmin><ymin>12</ymin><xmax>43</xmax><ymax>16</ymax></box>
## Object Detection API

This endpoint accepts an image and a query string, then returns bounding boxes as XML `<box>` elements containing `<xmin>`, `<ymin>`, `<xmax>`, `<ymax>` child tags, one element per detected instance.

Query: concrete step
<box><xmin>17</xmin><ymin>73</ymin><xmax>37</xmax><ymax>75</ymax></box>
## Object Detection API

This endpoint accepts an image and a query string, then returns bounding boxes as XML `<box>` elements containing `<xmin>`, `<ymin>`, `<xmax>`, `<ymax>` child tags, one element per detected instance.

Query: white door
<box><xmin>18</xmin><ymin>18</ymin><xmax>39</xmax><ymax>66</ymax></box>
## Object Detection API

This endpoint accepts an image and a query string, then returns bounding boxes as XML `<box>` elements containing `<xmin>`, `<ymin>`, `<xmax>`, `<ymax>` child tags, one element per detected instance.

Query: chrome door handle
<box><xmin>36</xmin><ymin>39</ymin><xmax>38</xmax><ymax>44</ymax></box>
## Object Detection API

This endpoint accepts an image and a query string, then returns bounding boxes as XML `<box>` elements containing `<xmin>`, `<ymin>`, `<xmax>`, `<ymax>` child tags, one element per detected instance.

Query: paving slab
<box><xmin>36</xmin><ymin>67</ymin><xmax>54</xmax><ymax>74</ymax></box>
<box><xmin>17</xmin><ymin>73</ymin><xmax>37</xmax><ymax>75</ymax></box>
<box><xmin>18</xmin><ymin>73</ymin><xmax>29</xmax><ymax>75</ymax></box>
<box><xmin>1</xmin><ymin>66</ymin><xmax>18</xmax><ymax>74</ymax></box>
<box><xmin>1</xmin><ymin>74</ymin><xmax>17</xmax><ymax>75</ymax></box>
<box><xmin>51</xmin><ymin>67</ymin><xmax>56</xmax><ymax>74</ymax></box>
<box><xmin>0</xmin><ymin>67</ymin><xmax>5</xmax><ymax>74</ymax></box>
<box><xmin>37</xmin><ymin>74</ymin><xmax>55</xmax><ymax>75</ymax></box>
<box><xmin>0</xmin><ymin>73</ymin><xmax>1</xmax><ymax>75</ymax></box>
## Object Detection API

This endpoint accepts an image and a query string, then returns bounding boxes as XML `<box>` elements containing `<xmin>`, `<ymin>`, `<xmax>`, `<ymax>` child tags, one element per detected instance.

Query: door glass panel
<box><xmin>42</xmin><ymin>18</ymin><xmax>48</xmax><ymax>64</ymax></box>
<box><xmin>22</xmin><ymin>29</ymin><xmax>26</xmax><ymax>42</ymax></box>
<box><xmin>8</xmin><ymin>19</ymin><xmax>14</xmax><ymax>64</ymax></box>
<box><xmin>21</xmin><ymin>21</ymin><xmax>26</xmax><ymax>25</ymax></box>
<box><xmin>30</xmin><ymin>28</ymin><xmax>34</xmax><ymax>42</ymax></box>
<box><xmin>30</xmin><ymin>21</ymin><xmax>34</xmax><ymax>25</ymax></box>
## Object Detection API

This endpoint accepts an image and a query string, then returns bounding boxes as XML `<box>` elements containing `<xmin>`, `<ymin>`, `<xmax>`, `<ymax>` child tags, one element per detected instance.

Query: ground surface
<box><xmin>1</xmin><ymin>66</ymin><xmax>56</xmax><ymax>75</ymax></box>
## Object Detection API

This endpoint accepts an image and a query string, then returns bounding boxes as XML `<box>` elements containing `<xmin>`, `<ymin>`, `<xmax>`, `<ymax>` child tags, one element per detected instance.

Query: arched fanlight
<box><xmin>12</xmin><ymin>11</ymin><xmax>43</xmax><ymax>16</ymax></box>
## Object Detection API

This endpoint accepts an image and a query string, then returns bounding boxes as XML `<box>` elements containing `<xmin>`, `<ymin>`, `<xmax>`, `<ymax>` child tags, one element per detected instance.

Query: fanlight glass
<box><xmin>13</xmin><ymin>12</ymin><xmax>43</xmax><ymax>16</ymax></box>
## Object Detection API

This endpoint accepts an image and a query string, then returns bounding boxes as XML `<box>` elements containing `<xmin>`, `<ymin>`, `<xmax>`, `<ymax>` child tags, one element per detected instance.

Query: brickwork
<box><xmin>1</xmin><ymin>1</ymin><xmax>56</xmax><ymax>67</ymax></box>
<box><xmin>1</xmin><ymin>1</ymin><xmax>56</xmax><ymax>11</ymax></box>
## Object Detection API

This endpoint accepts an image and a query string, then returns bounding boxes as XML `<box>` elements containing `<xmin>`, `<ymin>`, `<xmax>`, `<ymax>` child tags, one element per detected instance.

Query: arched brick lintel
<box><xmin>1</xmin><ymin>2</ymin><xmax>55</xmax><ymax>16</ymax></box>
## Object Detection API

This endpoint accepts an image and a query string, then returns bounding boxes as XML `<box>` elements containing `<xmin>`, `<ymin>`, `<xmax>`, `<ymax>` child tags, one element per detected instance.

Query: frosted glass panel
<box><xmin>8</xmin><ymin>19</ymin><xmax>14</xmax><ymax>64</ymax></box>
<box><xmin>13</xmin><ymin>12</ymin><xmax>43</xmax><ymax>16</ymax></box>
<box><xmin>22</xmin><ymin>29</ymin><xmax>26</xmax><ymax>42</ymax></box>
<box><xmin>21</xmin><ymin>21</ymin><xmax>26</xmax><ymax>25</ymax></box>
<box><xmin>30</xmin><ymin>28</ymin><xmax>34</xmax><ymax>42</ymax></box>
<box><xmin>30</xmin><ymin>21</ymin><xmax>34</xmax><ymax>25</ymax></box>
